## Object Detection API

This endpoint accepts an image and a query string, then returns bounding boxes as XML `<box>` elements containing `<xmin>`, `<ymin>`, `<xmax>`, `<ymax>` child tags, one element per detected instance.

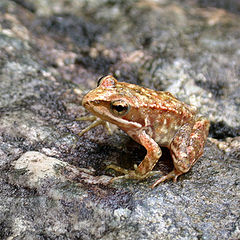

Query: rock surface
<box><xmin>0</xmin><ymin>0</ymin><xmax>239</xmax><ymax>239</ymax></box>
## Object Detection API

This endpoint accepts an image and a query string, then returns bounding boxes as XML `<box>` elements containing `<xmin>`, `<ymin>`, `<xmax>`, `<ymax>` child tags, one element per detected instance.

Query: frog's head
<box><xmin>82</xmin><ymin>75</ymin><xmax>142</xmax><ymax>129</ymax></box>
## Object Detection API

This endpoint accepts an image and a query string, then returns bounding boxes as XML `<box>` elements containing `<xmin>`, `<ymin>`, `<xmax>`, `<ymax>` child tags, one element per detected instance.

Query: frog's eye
<box><xmin>97</xmin><ymin>76</ymin><xmax>105</xmax><ymax>86</ymax></box>
<box><xmin>97</xmin><ymin>75</ymin><xmax>117</xmax><ymax>88</ymax></box>
<box><xmin>110</xmin><ymin>100</ymin><xmax>130</xmax><ymax>116</ymax></box>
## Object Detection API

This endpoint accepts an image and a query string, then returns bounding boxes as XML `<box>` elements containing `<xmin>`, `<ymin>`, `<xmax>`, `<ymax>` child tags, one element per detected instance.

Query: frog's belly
<box><xmin>153</xmin><ymin>124</ymin><xmax>178</xmax><ymax>147</ymax></box>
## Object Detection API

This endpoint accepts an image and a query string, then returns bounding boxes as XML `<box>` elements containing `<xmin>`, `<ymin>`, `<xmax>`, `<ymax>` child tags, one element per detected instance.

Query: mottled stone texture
<box><xmin>0</xmin><ymin>0</ymin><xmax>239</xmax><ymax>239</ymax></box>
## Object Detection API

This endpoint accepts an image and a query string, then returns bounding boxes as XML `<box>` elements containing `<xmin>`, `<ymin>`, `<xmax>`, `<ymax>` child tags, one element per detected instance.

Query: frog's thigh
<box><xmin>170</xmin><ymin>123</ymin><xmax>192</xmax><ymax>173</ymax></box>
<box><xmin>137</xmin><ymin>130</ymin><xmax>162</xmax><ymax>175</ymax></box>
<box><xmin>170</xmin><ymin>119</ymin><xmax>209</xmax><ymax>173</ymax></box>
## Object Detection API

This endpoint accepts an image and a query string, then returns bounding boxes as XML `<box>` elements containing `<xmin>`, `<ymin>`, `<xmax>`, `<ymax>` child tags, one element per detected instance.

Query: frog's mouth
<box><xmin>84</xmin><ymin>100</ymin><xmax>142</xmax><ymax>130</ymax></box>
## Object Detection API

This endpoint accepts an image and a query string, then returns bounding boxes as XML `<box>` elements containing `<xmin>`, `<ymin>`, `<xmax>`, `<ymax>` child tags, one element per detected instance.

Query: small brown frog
<box><xmin>79</xmin><ymin>76</ymin><xmax>210</xmax><ymax>188</ymax></box>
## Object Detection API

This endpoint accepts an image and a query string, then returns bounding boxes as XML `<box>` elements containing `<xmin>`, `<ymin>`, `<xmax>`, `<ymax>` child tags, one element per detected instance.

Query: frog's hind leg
<box><xmin>107</xmin><ymin>130</ymin><xmax>163</xmax><ymax>182</ymax></box>
<box><xmin>151</xmin><ymin>118</ymin><xmax>209</xmax><ymax>188</ymax></box>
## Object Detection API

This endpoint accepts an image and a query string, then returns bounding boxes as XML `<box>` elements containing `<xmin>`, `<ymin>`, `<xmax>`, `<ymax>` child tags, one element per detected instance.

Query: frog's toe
<box><xmin>77</xmin><ymin>116</ymin><xmax>112</xmax><ymax>136</ymax></box>
<box><xmin>150</xmin><ymin>169</ymin><xmax>182</xmax><ymax>189</ymax></box>
<box><xmin>106</xmin><ymin>164</ymin><xmax>130</xmax><ymax>175</ymax></box>
<box><xmin>106</xmin><ymin>164</ymin><xmax>149</xmax><ymax>182</ymax></box>
<box><xmin>109</xmin><ymin>175</ymin><xmax>130</xmax><ymax>184</ymax></box>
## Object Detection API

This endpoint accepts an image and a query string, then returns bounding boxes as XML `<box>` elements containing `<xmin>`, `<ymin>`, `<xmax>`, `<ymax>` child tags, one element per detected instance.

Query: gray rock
<box><xmin>0</xmin><ymin>0</ymin><xmax>239</xmax><ymax>239</ymax></box>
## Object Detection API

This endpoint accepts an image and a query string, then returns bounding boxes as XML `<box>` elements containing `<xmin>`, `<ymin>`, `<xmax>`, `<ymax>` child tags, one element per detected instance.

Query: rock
<box><xmin>0</xmin><ymin>0</ymin><xmax>239</xmax><ymax>239</ymax></box>
<box><xmin>13</xmin><ymin>151</ymin><xmax>68</xmax><ymax>186</ymax></box>
<box><xmin>11</xmin><ymin>150</ymin><xmax>111</xmax><ymax>189</ymax></box>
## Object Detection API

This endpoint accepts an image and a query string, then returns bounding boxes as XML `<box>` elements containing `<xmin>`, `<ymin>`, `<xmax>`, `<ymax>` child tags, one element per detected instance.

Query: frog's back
<box><xmin>118</xmin><ymin>81</ymin><xmax>195</xmax><ymax>116</ymax></box>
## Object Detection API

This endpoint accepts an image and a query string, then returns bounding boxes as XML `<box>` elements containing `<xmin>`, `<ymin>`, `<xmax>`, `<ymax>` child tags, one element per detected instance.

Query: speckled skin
<box><xmin>80</xmin><ymin>75</ymin><xmax>210</xmax><ymax>188</ymax></box>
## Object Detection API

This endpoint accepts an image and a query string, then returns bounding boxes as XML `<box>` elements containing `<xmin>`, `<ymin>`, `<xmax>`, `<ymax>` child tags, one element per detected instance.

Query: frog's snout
<box><xmin>82</xmin><ymin>92</ymin><xmax>98</xmax><ymax>112</ymax></box>
<box><xmin>82</xmin><ymin>94</ymin><xmax>89</xmax><ymax>109</ymax></box>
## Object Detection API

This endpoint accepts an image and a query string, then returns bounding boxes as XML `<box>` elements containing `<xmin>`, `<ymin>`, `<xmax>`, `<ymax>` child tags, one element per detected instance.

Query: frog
<box><xmin>79</xmin><ymin>75</ymin><xmax>210</xmax><ymax>188</ymax></box>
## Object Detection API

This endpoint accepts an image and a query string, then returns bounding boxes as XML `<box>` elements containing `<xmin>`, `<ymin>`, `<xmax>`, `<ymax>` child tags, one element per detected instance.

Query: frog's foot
<box><xmin>107</xmin><ymin>164</ymin><xmax>161</xmax><ymax>183</ymax></box>
<box><xmin>77</xmin><ymin>115</ymin><xmax>112</xmax><ymax>136</ymax></box>
<box><xmin>150</xmin><ymin>169</ymin><xmax>182</xmax><ymax>189</ymax></box>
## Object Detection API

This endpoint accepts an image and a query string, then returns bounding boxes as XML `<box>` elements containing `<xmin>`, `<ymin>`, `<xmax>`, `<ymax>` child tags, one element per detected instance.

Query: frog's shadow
<box><xmin>116</xmin><ymin>138</ymin><xmax>173</xmax><ymax>174</ymax></box>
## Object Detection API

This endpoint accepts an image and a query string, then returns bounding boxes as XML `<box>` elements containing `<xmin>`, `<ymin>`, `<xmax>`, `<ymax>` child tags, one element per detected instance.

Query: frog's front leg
<box><xmin>107</xmin><ymin>130</ymin><xmax>162</xmax><ymax>181</ymax></box>
<box><xmin>151</xmin><ymin>118</ymin><xmax>209</xmax><ymax>188</ymax></box>
<box><xmin>77</xmin><ymin>115</ymin><xmax>112</xmax><ymax>136</ymax></box>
